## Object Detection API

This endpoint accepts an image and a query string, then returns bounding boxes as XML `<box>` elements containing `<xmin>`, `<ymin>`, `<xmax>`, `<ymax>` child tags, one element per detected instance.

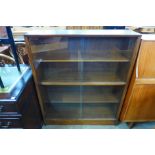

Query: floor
<box><xmin>43</xmin><ymin>122</ymin><xmax>155</xmax><ymax>129</ymax></box>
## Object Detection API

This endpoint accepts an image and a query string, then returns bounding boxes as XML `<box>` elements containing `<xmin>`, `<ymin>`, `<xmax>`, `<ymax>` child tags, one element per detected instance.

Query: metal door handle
<box><xmin>136</xmin><ymin>57</ymin><xmax>139</xmax><ymax>79</ymax></box>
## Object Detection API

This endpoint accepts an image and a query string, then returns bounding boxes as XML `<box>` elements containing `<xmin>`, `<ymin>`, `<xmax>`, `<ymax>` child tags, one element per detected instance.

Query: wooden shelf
<box><xmin>33</xmin><ymin>49</ymin><xmax>130</xmax><ymax>62</ymax></box>
<box><xmin>44</xmin><ymin>118</ymin><xmax>117</xmax><ymax>125</ymax></box>
<box><xmin>38</xmin><ymin>59</ymin><xmax>129</xmax><ymax>62</ymax></box>
<box><xmin>40</xmin><ymin>81</ymin><xmax>126</xmax><ymax>86</ymax></box>
<box><xmin>39</xmin><ymin>71</ymin><xmax>126</xmax><ymax>86</ymax></box>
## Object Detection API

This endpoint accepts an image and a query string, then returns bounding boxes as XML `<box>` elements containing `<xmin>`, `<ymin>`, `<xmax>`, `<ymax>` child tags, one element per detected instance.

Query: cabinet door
<box><xmin>28</xmin><ymin>36</ymin><xmax>83</xmax><ymax>119</ymax></box>
<box><xmin>123</xmin><ymin>84</ymin><xmax>155</xmax><ymax>121</ymax></box>
<box><xmin>138</xmin><ymin>41</ymin><xmax>155</xmax><ymax>78</ymax></box>
<box><xmin>81</xmin><ymin>37</ymin><xmax>137</xmax><ymax>120</ymax></box>
<box><xmin>29</xmin><ymin>36</ymin><xmax>83</xmax><ymax>119</ymax></box>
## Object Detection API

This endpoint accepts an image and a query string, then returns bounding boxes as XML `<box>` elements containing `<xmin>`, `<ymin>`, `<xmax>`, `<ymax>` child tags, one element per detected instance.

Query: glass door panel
<box><xmin>82</xmin><ymin>86</ymin><xmax>123</xmax><ymax>103</ymax></box>
<box><xmin>82</xmin><ymin>86</ymin><xmax>123</xmax><ymax>119</ymax></box>
<box><xmin>37</xmin><ymin>62</ymin><xmax>81</xmax><ymax>84</ymax></box>
<box><xmin>41</xmin><ymin>86</ymin><xmax>82</xmax><ymax>119</ymax></box>
<box><xmin>82</xmin><ymin>37</ymin><xmax>137</xmax><ymax>61</ymax></box>
<box><xmin>29</xmin><ymin>36</ymin><xmax>80</xmax><ymax>61</ymax></box>
<box><xmin>82</xmin><ymin>103</ymin><xmax>118</xmax><ymax>119</ymax></box>
<box><xmin>82</xmin><ymin>62</ymin><xmax>130</xmax><ymax>84</ymax></box>
<box><xmin>46</xmin><ymin>102</ymin><xmax>81</xmax><ymax>119</ymax></box>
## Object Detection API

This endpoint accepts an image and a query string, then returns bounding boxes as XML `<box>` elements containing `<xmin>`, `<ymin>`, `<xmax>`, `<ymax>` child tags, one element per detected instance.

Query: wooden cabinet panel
<box><xmin>138</xmin><ymin>41</ymin><xmax>155</xmax><ymax>78</ymax></box>
<box><xmin>121</xmin><ymin>38</ymin><xmax>155</xmax><ymax>123</ymax></box>
<box><xmin>122</xmin><ymin>84</ymin><xmax>155</xmax><ymax>121</ymax></box>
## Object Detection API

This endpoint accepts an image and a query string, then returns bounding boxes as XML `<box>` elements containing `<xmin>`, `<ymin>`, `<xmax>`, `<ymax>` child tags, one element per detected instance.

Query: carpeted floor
<box><xmin>42</xmin><ymin>122</ymin><xmax>155</xmax><ymax>129</ymax></box>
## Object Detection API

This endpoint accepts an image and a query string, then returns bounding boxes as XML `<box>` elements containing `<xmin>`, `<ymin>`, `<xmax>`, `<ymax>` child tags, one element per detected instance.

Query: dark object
<box><xmin>15</xmin><ymin>42</ymin><xmax>29</xmax><ymax>64</ymax></box>
<box><xmin>134</xmin><ymin>27</ymin><xmax>155</xmax><ymax>34</ymax></box>
<box><xmin>0</xmin><ymin>67</ymin><xmax>43</xmax><ymax>129</ymax></box>
<box><xmin>127</xmin><ymin>122</ymin><xmax>135</xmax><ymax>128</ymax></box>
<box><xmin>104</xmin><ymin>26</ymin><xmax>125</xmax><ymax>29</ymax></box>
<box><xmin>0</xmin><ymin>77</ymin><xmax>4</xmax><ymax>88</ymax></box>
<box><xmin>0</xmin><ymin>26</ymin><xmax>20</xmax><ymax>71</ymax></box>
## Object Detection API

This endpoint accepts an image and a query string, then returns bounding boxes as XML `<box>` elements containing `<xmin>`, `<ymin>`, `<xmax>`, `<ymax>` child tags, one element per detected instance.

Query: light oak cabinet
<box><xmin>121</xmin><ymin>36</ymin><xmax>155</xmax><ymax>122</ymax></box>
<box><xmin>25</xmin><ymin>30</ymin><xmax>140</xmax><ymax>125</ymax></box>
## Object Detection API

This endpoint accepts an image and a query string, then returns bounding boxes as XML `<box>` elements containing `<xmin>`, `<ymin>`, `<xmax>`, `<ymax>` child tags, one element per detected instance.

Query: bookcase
<box><xmin>25</xmin><ymin>30</ymin><xmax>141</xmax><ymax>125</ymax></box>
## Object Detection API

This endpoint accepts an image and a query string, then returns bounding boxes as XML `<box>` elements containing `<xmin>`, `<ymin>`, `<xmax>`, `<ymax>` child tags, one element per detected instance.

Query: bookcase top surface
<box><xmin>25</xmin><ymin>29</ymin><xmax>141</xmax><ymax>37</ymax></box>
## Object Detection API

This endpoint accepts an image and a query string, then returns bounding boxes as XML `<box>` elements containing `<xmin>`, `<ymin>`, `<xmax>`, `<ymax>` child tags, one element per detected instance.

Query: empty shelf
<box><xmin>33</xmin><ymin>49</ymin><xmax>130</xmax><ymax>62</ymax></box>
<box><xmin>44</xmin><ymin>89</ymin><xmax>120</xmax><ymax>104</ymax></box>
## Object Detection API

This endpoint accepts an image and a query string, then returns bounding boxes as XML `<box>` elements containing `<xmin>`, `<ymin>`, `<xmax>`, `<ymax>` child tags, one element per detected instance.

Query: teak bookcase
<box><xmin>25</xmin><ymin>30</ymin><xmax>141</xmax><ymax>125</ymax></box>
